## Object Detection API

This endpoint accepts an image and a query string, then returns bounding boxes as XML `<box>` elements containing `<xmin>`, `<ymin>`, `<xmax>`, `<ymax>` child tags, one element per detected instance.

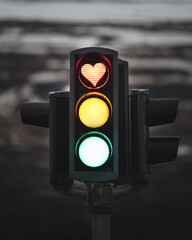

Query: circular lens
<box><xmin>76</xmin><ymin>92</ymin><xmax>112</xmax><ymax>128</ymax></box>
<box><xmin>75</xmin><ymin>132</ymin><xmax>113</xmax><ymax>168</ymax></box>
<box><xmin>76</xmin><ymin>52</ymin><xmax>111</xmax><ymax>89</ymax></box>
<box><xmin>79</xmin><ymin>98</ymin><xmax>109</xmax><ymax>128</ymax></box>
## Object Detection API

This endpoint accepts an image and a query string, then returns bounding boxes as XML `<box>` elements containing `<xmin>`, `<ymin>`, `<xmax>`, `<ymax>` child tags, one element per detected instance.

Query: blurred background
<box><xmin>0</xmin><ymin>0</ymin><xmax>192</xmax><ymax>239</ymax></box>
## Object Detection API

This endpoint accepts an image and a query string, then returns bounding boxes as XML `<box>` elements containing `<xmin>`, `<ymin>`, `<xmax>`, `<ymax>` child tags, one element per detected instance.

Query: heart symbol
<box><xmin>81</xmin><ymin>63</ymin><xmax>106</xmax><ymax>87</ymax></box>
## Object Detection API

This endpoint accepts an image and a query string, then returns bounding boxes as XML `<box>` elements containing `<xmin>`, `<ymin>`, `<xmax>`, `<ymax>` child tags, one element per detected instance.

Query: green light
<box><xmin>75</xmin><ymin>132</ymin><xmax>113</xmax><ymax>168</ymax></box>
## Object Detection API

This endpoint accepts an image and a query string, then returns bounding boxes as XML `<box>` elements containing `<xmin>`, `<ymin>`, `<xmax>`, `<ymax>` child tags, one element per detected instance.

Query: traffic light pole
<box><xmin>87</xmin><ymin>182</ymin><xmax>143</xmax><ymax>240</ymax></box>
<box><xmin>91</xmin><ymin>213</ymin><xmax>111</xmax><ymax>240</ymax></box>
<box><xmin>87</xmin><ymin>182</ymin><xmax>114</xmax><ymax>240</ymax></box>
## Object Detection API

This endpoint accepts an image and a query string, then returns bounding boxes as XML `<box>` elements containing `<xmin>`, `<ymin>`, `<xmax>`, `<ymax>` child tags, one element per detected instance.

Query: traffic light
<box><xmin>20</xmin><ymin>47</ymin><xmax>180</xmax><ymax>188</ymax></box>
<box><xmin>69</xmin><ymin>47</ymin><xmax>119</xmax><ymax>182</ymax></box>
<box><xmin>128</xmin><ymin>89</ymin><xmax>180</xmax><ymax>186</ymax></box>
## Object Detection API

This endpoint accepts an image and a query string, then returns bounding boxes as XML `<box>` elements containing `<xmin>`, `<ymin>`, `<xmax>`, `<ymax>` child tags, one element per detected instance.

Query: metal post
<box><xmin>92</xmin><ymin>213</ymin><xmax>111</xmax><ymax>240</ymax></box>
<box><xmin>87</xmin><ymin>182</ymin><xmax>114</xmax><ymax>240</ymax></box>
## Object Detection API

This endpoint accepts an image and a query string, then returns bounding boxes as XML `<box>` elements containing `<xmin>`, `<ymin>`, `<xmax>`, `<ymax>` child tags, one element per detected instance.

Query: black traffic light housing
<box><xmin>69</xmin><ymin>47</ymin><xmax>119</xmax><ymax>182</ymax></box>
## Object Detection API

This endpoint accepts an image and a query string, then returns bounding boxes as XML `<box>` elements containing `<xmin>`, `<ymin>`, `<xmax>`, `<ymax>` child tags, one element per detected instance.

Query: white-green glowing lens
<box><xmin>78</xmin><ymin>136</ymin><xmax>110</xmax><ymax>168</ymax></box>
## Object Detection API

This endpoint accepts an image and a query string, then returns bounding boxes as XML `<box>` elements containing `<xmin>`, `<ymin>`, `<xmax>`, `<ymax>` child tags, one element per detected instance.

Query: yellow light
<box><xmin>79</xmin><ymin>98</ymin><xmax>109</xmax><ymax>128</ymax></box>
<box><xmin>76</xmin><ymin>93</ymin><xmax>112</xmax><ymax>128</ymax></box>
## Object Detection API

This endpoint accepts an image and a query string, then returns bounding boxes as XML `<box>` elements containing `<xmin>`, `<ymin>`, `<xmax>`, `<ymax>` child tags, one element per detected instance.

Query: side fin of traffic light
<box><xmin>20</xmin><ymin>102</ymin><xmax>49</xmax><ymax>128</ymax></box>
<box><xmin>114</xmin><ymin>59</ymin><xmax>129</xmax><ymax>186</ymax></box>
<box><xmin>147</xmin><ymin>98</ymin><xmax>180</xmax><ymax>165</ymax></box>
<box><xmin>20</xmin><ymin>92</ymin><xmax>73</xmax><ymax>188</ymax></box>
<box><xmin>49</xmin><ymin>91</ymin><xmax>73</xmax><ymax>187</ymax></box>
<box><xmin>128</xmin><ymin>89</ymin><xmax>180</xmax><ymax>186</ymax></box>
<box><xmin>128</xmin><ymin>90</ymin><xmax>150</xmax><ymax>185</ymax></box>
<box><xmin>148</xmin><ymin>137</ymin><xmax>180</xmax><ymax>165</ymax></box>
<box><xmin>147</xmin><ymin>98</ymin><xmax>179</xmax><ymax>126</ymax></box>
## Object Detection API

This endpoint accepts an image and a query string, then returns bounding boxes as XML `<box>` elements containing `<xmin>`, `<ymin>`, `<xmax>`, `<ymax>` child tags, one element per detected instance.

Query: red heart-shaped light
<box><xmin>81</xmin><ymin>63</ymin><xmax>106</xmax><ymax>87</ymax></box>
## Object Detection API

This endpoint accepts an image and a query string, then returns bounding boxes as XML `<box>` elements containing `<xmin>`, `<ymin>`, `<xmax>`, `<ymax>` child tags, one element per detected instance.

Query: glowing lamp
<box><xmin>76</xmin><ymin>52</ymin><xmax>111</xmax><ymax>89</ymax></box>
<box><xmin>81</xmin><ymin>63</ymin><xmax>106</xmax><ymax>87</ymax></box>
<box><xmin>76</xmin><ymin>92</ymin><xmax>112</xmax><ymax>128</ymax></box>
<box><xmin>75</xmin><ymin>132</ymin><xmax>113</xmax><ymax>168</ymax></box>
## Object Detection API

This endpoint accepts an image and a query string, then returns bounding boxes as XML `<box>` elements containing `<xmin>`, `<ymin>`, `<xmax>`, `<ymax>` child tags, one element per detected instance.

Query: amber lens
<box><xmin>76</xmin><ymin>92</ymin><xmax>112</xmax><ymax>128</ymax></box>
